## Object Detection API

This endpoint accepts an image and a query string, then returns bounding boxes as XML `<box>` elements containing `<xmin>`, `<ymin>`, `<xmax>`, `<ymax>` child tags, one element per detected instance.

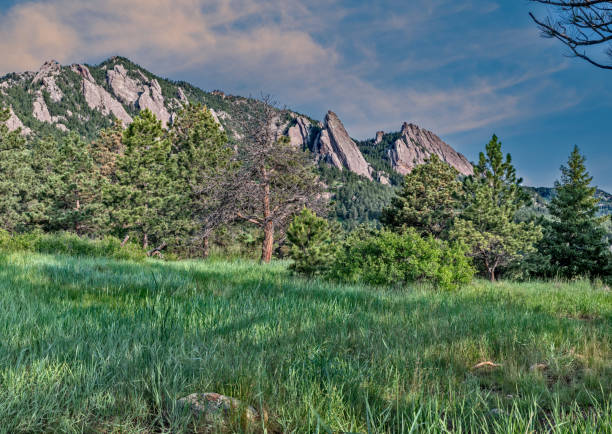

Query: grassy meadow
<box><xmin>0</xmin><ymin>252</ymin><xmax>610</xmax><ymax>433</ymax></box>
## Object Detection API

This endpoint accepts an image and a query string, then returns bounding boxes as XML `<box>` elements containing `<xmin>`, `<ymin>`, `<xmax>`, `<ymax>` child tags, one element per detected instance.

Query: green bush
<box><xmin>328</xmin><ymin>228</ymin><xmax>474</xmax><ymax>290</ymax></box>
<box><xmin>287</xmin><ymin>208</ymin><xmax>336</xmax><ymax>276</ymax></box>
<box><xmin>0</xmin><ymin>230</ymin><xmax>147</xmax><ymax>261</ymax></box>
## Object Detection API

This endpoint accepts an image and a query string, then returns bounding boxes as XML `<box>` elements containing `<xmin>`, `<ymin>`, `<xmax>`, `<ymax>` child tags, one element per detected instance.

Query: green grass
<box><xmin>0</xmin><ymin>252</ymin><xmax>610</xmax><ymax>433</ymax></box>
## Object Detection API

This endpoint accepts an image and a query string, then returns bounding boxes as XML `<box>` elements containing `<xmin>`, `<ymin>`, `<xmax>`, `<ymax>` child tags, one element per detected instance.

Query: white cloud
<box><xmin>0</xmin><ymin>0</ymin><xmax>583</xmax><ymax>144</ymax></box>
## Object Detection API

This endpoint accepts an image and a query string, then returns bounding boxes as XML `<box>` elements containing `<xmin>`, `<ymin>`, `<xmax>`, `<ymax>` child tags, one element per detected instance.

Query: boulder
<box><xmin>178</xmin><ymin>392</ymin><xmax>267</xmax><ymax>430</ymax></box>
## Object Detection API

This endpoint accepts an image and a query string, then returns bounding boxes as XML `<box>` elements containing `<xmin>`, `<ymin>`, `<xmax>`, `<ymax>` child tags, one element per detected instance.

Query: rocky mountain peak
<box><xmin>313</xmin><ymin>111</ymin><xmax>373</xmax><ymax>180</ymax></box>
<box><xmin>388</xmin><ymin>123</ymin><xmax>473</xmax><ymax>176</ymax></box>
<box><xmin>33</xmin><ymin>60</ymin><xmax>61</xmax><ymax>83</ymax></box>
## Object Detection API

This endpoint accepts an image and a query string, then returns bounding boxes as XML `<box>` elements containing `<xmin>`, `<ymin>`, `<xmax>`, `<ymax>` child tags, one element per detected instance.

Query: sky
<box><xmin>0</xmin><ymin>0</ymin><xmax>610</xmax><ymax>190</ymax></box>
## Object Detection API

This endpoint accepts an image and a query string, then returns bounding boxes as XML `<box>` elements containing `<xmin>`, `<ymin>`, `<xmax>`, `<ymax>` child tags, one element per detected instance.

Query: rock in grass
<box><xmin>178</xmin><ymin>392</ymin><xmax>267</xmax><ymax>429</ymax></box>
<box><xmin>529</xmin><ymin>363</ymin><xmax>548</xmax><ymax>372</ymax></box>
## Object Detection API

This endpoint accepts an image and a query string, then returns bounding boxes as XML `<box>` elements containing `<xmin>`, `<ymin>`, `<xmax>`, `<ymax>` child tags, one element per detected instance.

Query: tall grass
<box><xmin>0</xmin><ymin>252</ymin><xmax>610</xmax><ymax>432</ymax></box>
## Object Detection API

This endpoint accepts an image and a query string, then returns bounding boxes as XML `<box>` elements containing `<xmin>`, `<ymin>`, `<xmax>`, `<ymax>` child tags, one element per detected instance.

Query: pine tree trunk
<box><xmin>260</xmin><ymin>170</ymin><xmax>274</xmax><ymax>263</ymax></box>
<box><xmin>143</xmin><ymin>233</ymin><xmax>148</xmax><ymax>250</ymax></box>
<box><xmin>262</xmin><ymin>221</ymin><xmax>274</xmax><ymax>263</ymax></box>
<box><xmin>202</xmin><ymin>236</ymin><xmax>210</xmax><ymax>259</ymax></box>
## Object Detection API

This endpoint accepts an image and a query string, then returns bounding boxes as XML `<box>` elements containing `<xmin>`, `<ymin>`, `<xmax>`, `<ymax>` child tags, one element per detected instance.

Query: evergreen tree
<box><xmin>170</xmin><ymin>104</ymin><xmax>234</xmax><ymax>256</ymax></box>
<box><xmin>0</xmin><ymin>109</ymin><xmax>37</xmax><ymax>232</ymax></box>
<box><xmin>540</xmin><ymin>146</ymin><xmax>611</xmax><ymax>279</ymax></box>
<box><xmin>234</xmin><ymin>97</ymin><xmax>326</xmax><ymax>263</ymax></box>
<box><xmin>452</xmin><ymin>135</ymin><xmax>542</xmax><ymax>282</ymax></box>
<box><xmin>106</xmin><ymin>110</ymin><xmax>181</xmax><ymax>249</ymax></box>
<box><xmin>49</xmin><ymin>134</ymin><xmax>105</xmax><ymax>235</ymax></box>
<box><xmin>381</xmin><ymin>155</ymin><xmax>461</xmax><ymax>239</ymax></box>
<box><xmin>287</xmin><ymin>208</ymin><xmax>335</xmax><ymax>276</ymax></box>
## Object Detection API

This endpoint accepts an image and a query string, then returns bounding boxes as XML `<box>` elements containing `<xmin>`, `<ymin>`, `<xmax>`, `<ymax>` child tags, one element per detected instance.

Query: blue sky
<box><xmin>0</xmin><ymin>0</ymin><xmax>610</xmax><ymax>190</ymax></box>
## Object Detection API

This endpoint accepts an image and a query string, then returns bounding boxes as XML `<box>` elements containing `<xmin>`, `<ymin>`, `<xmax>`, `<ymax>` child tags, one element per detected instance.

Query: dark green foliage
<box><xmin>34</xmin><ymin>134</ymin><xmax>106</xmax><ymax>234</ymax></box>
<box><xmin>0</xmin><ymin>229</ymin><xmax>146</xmax><ymax>261</ymax></box>
<box><xmin>329</xmin><ymin>228</ymin><xmax>474</xmax><ymax>290</ymax></box>
<box><xmin>319</xmin><ymin>165</ymin><xmax>396</xmax><ymax>229</ymax></box>
<box><xmin>106</xmin><ymin>110</ymin><xmax>182</xmax><ymax>248</ymax></box>
<box><xmin>0</xmin><ymin>109</ymin><xmax>37</xmax><ymax>232</ymax></box>
<box><xmin>287</xmin><ymin>208</ymin><xmax>335</xmax><ymax>276</ymax></box>
<box><xmin>170</xmin><ymin>103</ymin><xmax>234</xmax><ymax>252</ymax></box>
<box><xmin>357</xmin><ymin>132</ymin><xmax>403</xmax><ymax>185</ymax></box>
<box><xmin>537</xmin><ymin>147</ymin><xmax>611</xmax><ymax>280</ymax></box>
<box><xmin>452</xmin><ymin>135</ymin><xmax>542</xmax><ymax>281</ymax></box>
<box><xmin>382</xmin><ymin>155</ymin><xmax>461</xmax><ymax>239</ymax></box>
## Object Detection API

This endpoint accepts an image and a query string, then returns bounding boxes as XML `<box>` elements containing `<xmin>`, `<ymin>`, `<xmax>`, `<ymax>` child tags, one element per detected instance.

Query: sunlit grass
<box><xmin>0</xmin><ymin>252</ymin><xmax>610</xmax><ymax>432</ymax></box>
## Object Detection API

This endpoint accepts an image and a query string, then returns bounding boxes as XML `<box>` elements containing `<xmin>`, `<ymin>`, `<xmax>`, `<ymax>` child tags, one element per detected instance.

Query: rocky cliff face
<box><xmin>313</xmin><ymin>111</ymin><xmax>373</xmax><ymax>180</ymax></box>
<box><xmin>387</xmin><ymin>123</ymin><xmax>473</xmax><ymax>176</ymax></box>
<box><xmin>0</xmin><ymin>57</ymin><xmax>474</xmax><ymax>184</ymax></box>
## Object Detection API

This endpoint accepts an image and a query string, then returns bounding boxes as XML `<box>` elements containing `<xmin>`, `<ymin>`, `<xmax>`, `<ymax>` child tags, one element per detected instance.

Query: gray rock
<box><xmin>177</xmin><ymin>392</ymin><xmax>266</xmax><ymax>429</ymax></box>
<box><xmin>32</xmin><ymin>92</ymin><xmax>52</xmax><ymax>123</ymax></box>
<box><xmin>107</xmin><ymin>64</ymin><xmax>141</xmax><ymax>105</ymax></box>
<box><xmin>177</xmin><ymin>87</ymin><xmax>188</xmax><ymax>103</ymax></box>
<box><xmin>4</xmin><ymin>107</ymin><xmax>32</xmax><ymax>135</ymax></box>
<box><xmin>33</xmin><ymin>60</ymin><xmax>61</xmax><ymax>83</ymax></box>
<box><xmin>387</xmin><ymin>122</ymin><xmax>473</xmax><ymax>176</ymax></box>
<box><xmin>137</xmin><ymin>79</ymin><xmax>171</xmax><ymax>127</ymax></box>
<box><xmin>42</xmin><ymin>76</ymin><xmax>63</xmax><ymax>102</ymax></box>
<box><xmin>55</xmin><ymin>123</ymin><xmax>69</xmax><ymax>132</ymax></box>
<box><xmin>314</xmin><ymin>111</ymin><xmax>372</xmax><ymax>179</ymax></box>
<box><xmin>375</xmin><ymin>131</ymin><xmax>384</xmax><ymax>145</ymax></box>
<box><xmin>288</xmin><ymin>116</ymin><xmax>312</xmax><ymax>148</ymax></box>
<box><xmin>72</xmin><ymin>64</ymin><xmax>133</xmax><ymax>126</ymax></box>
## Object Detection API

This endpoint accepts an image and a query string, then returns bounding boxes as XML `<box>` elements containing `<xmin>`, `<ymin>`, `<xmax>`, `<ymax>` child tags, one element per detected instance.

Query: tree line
<box><xmin>288</xmin><ymin>136</ymin><xmax>612</xmax><ymax>284</ymax></box>
<box><xmin>2</xmin><ymin>101</ymin><xmax>611</xmax><ymax>284</ymax></box>
<box><xmin>0</xmin><ymin>99</ymin><xmax>323</xmax><ymax>262</ymax></box>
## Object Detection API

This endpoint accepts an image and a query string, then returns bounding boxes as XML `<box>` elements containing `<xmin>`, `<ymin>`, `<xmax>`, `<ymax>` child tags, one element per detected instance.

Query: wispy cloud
<box><xmin>0</xmin><ymin>0</ymin><xmax>586</xmax><ymax>141</ymax></box>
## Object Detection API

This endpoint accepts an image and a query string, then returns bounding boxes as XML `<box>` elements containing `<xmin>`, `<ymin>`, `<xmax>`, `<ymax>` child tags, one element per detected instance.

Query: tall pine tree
<box><xmin>106</xmin><ymin>110</ymin><xmax>181</xmax><ymax>249</ymax></box>
<box><xmin>452</xmin><ymin>135</ymin><xmax>542</xmax><ymax>282</ymax></box>
<box><xmin>540</xmin><ymin>146</ymin><xmax>611</xmax><ymax>279</ymax></box>
<box><xmin>170</xmin><ymin>104</ymin><xmax>235</xmax><ymax>256</ymax></box>
<box><xmin>0</xmin><ymin>109</ymin><xmax>37</xmax><ymax>232</ymax></box>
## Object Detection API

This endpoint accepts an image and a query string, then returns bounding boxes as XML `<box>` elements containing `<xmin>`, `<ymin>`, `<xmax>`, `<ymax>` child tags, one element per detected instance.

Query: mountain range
<box><xmin>1</xmin><ymin>56</ymin><xmax>610</xmax><ymax>216</ymax></box>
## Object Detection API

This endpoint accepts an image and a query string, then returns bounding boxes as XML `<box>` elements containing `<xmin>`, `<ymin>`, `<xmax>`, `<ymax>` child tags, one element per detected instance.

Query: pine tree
<box><xmin>233</xmin><ymin>97</ymin><xmax>326</xmax><ymax>263</ymax></box>
<box><xmin>287</xmin><ymin>208</ymin><xmax>335</xmax><ymax>275</ymax></box>
<box><xmin>452</xmin><ymin>135</ymin><xmax>542</xmax><ymax>282</ymax></box>
<box><xmin>49</xmin><ymin>134</ymin><xmax>105</xmax><ymax>235</ymax></box>
<box><xmin>0</xmin><ymin>109</ymin><xmax>37</xmax><ymax>232</ymax></box>
<box><xmin>381</xmin><ymin>155</ymin><xmax>461</xmax><ymax>239</ymax></box>
<box><xmin>106</xmin><ymin>110</ymin><xmax>181</xmax><ymax>249</ymax></box>
<box><xmin>540</xmin><ymin>146</ymin><xmax>611</xmax><ymax>279</ymax></box>
<box><xmin>170</xmin><ymin>104</ymin><xmax>234</xmax><ymax>256</ymax></box>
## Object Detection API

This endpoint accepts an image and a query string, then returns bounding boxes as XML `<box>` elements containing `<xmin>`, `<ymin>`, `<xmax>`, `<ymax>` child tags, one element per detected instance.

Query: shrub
<box><xmin>328</xmin><ymin>228</ymin><xmax>474</xmax><ymax>290</ymax></box>
<box><xmin>286</xmin><ymin>208</ymin><xmax>335</xmax><ymax>276</ymax></box>
<box><xmin>0</xmin><ymin>230</ymin><xmax>147</xmax><ymax>261</ymax></box>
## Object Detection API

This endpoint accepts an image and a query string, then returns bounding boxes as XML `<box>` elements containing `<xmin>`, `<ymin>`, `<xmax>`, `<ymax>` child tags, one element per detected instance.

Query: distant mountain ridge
<box><xmin>1</xmin><ymin>56</ymin><xmax>475</xmax><ymax>184</ymax></box>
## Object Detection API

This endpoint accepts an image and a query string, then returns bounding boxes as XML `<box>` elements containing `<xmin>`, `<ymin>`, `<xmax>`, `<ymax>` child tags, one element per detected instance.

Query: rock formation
<box><xmin>375</xmin><ymin>131</ymin><xmax>384</xmax><ymax>145</ymax></box>
<box><xmin>137</xmin><ymin>79</ymin><xmax>171</xmax><ymax>126</ymax></box>
<box><xmin>387</xmin><ymin>122</ymin><xmax>473</xmax><ymax>176</ymax></box>
<box><xmin>313</xmin><ymin>111</ymin><xmax>372</xmax><ymax>179</ymax></box>
<box><xmin>106</xmin><ymin>64</ymin><xmax>140</xmax><ymax>105</ymax></box>
<box><xmin>32</xmin><ymin>92</ymin><xmax>53</xmax><ymax>123</ymax></box>
<box><xmin>72</xmin><ymin>64</ymin><xmax>133</xmax><ymax>125</ymax></box>
<box><xmin>287</xmin><ymin>116</ymin><xmax>313</xmax><ymax>148</ymax></box>
<box><xmin>4</xmin><ymin>107</ymin><xmax>31</xmax><ymax>135</ymax></box>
